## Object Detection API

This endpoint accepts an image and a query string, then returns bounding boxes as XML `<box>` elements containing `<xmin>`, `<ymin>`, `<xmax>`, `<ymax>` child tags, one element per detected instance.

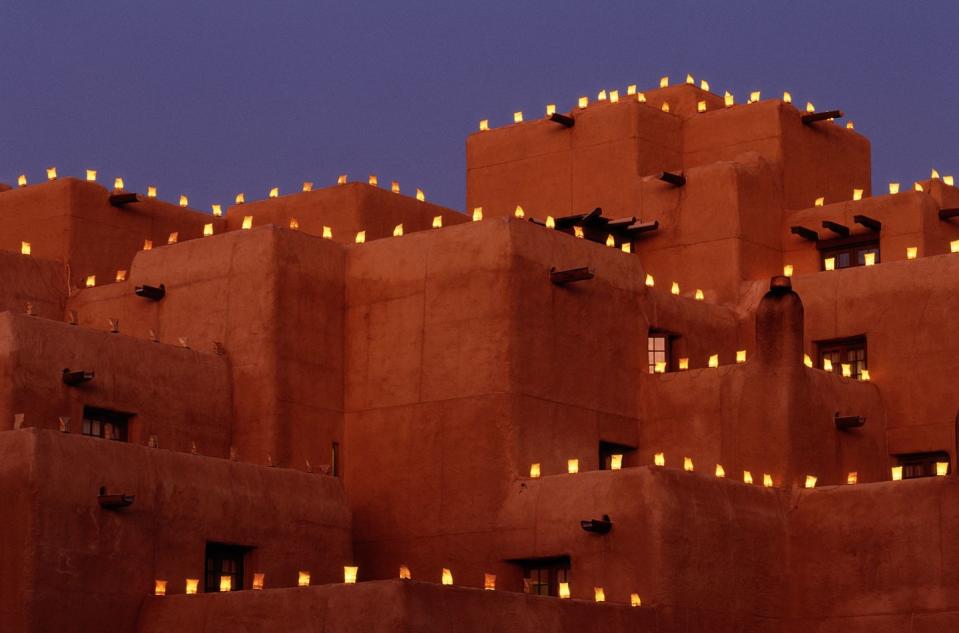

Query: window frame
<box><xmin>815</xmin><ymin>335</ymin><xmax>867</xmax><ymax>379</ymax></box>
<box><xmin>817</xmin><ymin>234</ymin><xmax>880</xmax><ymax>270</ymax></box>
<box><xmin>896</xmin><ymin>451</ymin><xmax>950</xmax><ymax>479</ymax></box>
<box><xmin>81</xmin><ymin>406</ymin><xmax>132</xmax><ymax>441</ymax></box>
<box><xmin>204</xmin><ymin>542</ymin><xmax>252</xmax><ymax>592</ymax></box>
<box><xmin>514</xmin><ymin>555</ymin><xmax>571</xmax><ymax>597</ymax></box>
<box><xmin>647</xmin><ymin>329</ymin><xmax>677</xmax><ymax>374</ymax></box>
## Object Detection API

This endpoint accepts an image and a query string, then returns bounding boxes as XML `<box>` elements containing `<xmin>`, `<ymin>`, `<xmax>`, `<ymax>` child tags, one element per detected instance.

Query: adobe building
<box><xmin>1</xmin><ymin>76</ymin><xmax>958</xmax><ymax>633</ymax></box>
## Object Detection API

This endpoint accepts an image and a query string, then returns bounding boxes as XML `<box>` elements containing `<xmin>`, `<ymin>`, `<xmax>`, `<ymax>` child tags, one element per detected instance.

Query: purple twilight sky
<box><xmin>1</xmin><ymin>1</ymin><xmax>956</xmax><ymax>213</ymax></box>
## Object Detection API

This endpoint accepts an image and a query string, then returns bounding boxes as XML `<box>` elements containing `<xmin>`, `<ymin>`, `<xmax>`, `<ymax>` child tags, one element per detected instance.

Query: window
<box><xmin>897</xmin><ymin>452</ymin><xmax>950</xmax><ymax>479</ymax></box>
<box><xmin>81</xmin><ymin>406</ymin><xmax>131</xmax><ymax>441</ymax></box>
<box><xmin>816</xmin><ymin>336</ymin><xmax>867</xmax><ymax>378</ymax></box>
<box><xmin>648</xmin><ymin>331</ymin><xmax>672</xmax><ymax>373</ymax></box>
<box><xmin>331</xmin><ymin>442</ymin><xmax>340</xmax><ymax>477</ymax></box>
<box><xmin>515</xmin><ymin>556</ymin><xmax>570</xmax><ymax>597</ymax></box>
<box><xmin>599</xmin><ymin>441</ymin><xmax>636</xmax><ymax>470</ymax></box>
<box><xmin>205</xmin><ymin>542</ymin><xmax>251</xmax><ymax>592</ymax></box>
<box><xmin>819</xmin><ymin>237</ymin><xmax>880</xmax><ymax>270</ymax></box>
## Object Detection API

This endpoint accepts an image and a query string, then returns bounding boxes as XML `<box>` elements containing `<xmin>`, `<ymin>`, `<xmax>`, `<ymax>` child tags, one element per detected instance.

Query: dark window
<box><xmin>331</xmin><ymin>442</ymin><xmax>340</xmax><ymax>477</ymax></box>
<box><xmin>599</xmin><ymin>441</ymin><xmax>636</xmax><ymax>470</ymax></box>
<box><xmin>515</xmin><ymin>556</ymin><xmax>570</xmax><ymax>597</ymax></box>
<box><xmin>897</xmin><ymin>452</ymin><xmax>950</xmax><ymax>479</ymax></box>
<box><xmin>816</xmin><ymin>336</ymin><xmax>867</xmax><ymax>378</ymax></box>
<box><xmin>81</xmin><ymin>406</ymin><xmax>131</xmax><ymax>441</ymax></box>
<box><xmin>205</xmin><ymin>542</ymin><xmax>250</xmax><ymax>592</ymax></box>
<box><xmin>648</xmin><ymin>331</ymin><xmax>672</xmax><ymax>373</ymax></box>
<box><xmin>819</xmin><ymin>237</ymin><xmax>880</xmax><ymax>270</ymax></box>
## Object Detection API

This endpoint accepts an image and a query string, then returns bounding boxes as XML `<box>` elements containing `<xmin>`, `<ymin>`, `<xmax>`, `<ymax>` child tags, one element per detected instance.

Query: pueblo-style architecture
<box><xmin>2</xmin><ymin>76</ymin><xmax>959</xmax><ymax>633</ymax></box>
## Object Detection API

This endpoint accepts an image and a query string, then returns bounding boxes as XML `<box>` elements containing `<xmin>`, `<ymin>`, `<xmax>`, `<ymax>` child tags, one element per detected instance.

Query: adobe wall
<box><xmin>0</xmin><ymin>429</ymin><xmax>352</xmax><ymax>633</ymax></box>
<box><xmin>0</xmin><ymin>250</ymin><xmax>67</xmax><ymax>319</ymax></box>
<box><xmin>0</xmin><ymin>313</ymin><xmax>232</xmax><ymax>456</ymax></box>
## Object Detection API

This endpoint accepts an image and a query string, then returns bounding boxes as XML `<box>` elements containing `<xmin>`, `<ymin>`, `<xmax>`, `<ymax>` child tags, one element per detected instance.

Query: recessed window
<box><xmin>819</xmin><ymin>237</ymin><xmax>880</xmax><ymax>270</ymax></box>
<box><xmin>205</xmin><ymin>542</ymin><xmax>251</xmax><ymax>592</ymax></box>
<box><xmin>648</xmin><ymin>330</ymin><xmax>675</xmax><ymax>373</ymax></box>
<box><xmin>816</xmin><ymin>336</ymin><xmax>867</xmax><ymax>379</ymax></box>
<box><xmin>896</xmin><ymin>451</ymin><xmax>950</xmax><ymax>479</ymax></box>
<box><xmin>515</xmin><ymin>556</ymin><xmax>570</xmax><ymax>597</ymax></box>
<box><xmin>81</xmin><ymin>406</ymin><xmax>131</xmax><ymax>441</ymax></box>
<box><xmin>599</xmin><ymin>441</ymin><xmax>636</xmax><ymax>470</ymax></box>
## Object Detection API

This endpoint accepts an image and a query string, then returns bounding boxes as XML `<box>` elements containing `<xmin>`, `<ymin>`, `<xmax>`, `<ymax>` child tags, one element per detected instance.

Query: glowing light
<box><xmin>514</xmin><ymin>205</ymin><xmax>525</xmax><ymax>219</ymax></box>
<box><xmin>368</xmin><ymin>175</ymin><xmax>378</xmax><ymax>186</ymax></box>
<box><xmin>567</xmin><ymin>458</ymin><xmax>579</xmax><ymax>474</ymax></box>
<box><xmin>695</xmin><ymin>289</ymin><xmax>704</xmax><ymax>300</ymax></box>
<box><xmin>724</xmin><ymin>91</ymin><xmax>734</xmax><ymax>107</ymax></box>
<box><xmin>235</xmin><ymin>193</ymin><xmax>245</xmax><ymax>204</ymax></box>
<box><xmin>853</xmin><ymin>188</ymin><xmax>863</xmax><ymax>201</ymax></box>
<box><xmin>841</xmin><ymin>363</ymin><xmax>852</xmax><ymax>378</ymax></box>
<box><xmin>783</xmin><ymin>264</ymin><xmax>794</xmax><ymax>277</ymax></box>
<box><xmin>861</xmin><ymin>369</ymin><xmax>871</xmax><ymax>381</ymax></box>
<box><xmin>700</xmin><ymin>79</ymin><xmax>710</xmax><ymax>91</ymax></box>
<box><xmin>186</xmin><ymin>579</ymin><xmax>199</xmax><ymax>594</ymax></box>
<box><xmin>610</xmin><ymin>454</ymin><xmax>623</xmax><ymax>470</ymax></box>
<box><xmin>391</xmin><ymin>181</ymin><xmax>401</xmax><ymax>194</ymax></box>
<box><xmin>441</xmin><ymin>568</ymin><xmax>453</xmax><ymax>585</ymax></box>
<box><xmin>715</xmin><ymin>464</ymin><xmax>725</xmax><ymax>478</ymax></box>
<box><xmin>864</xmin><ymin>252</ymin><xmax>876</xmax><ymax>266</ymax></box>
<box><xmin>636</xmin><ymin>92</ymin><xmax>646</xmax><ymax>102</ymax></box>
<box><xmin>203</xmin><ymin>223</ymin><xmax>214</xmax><ymax>237</ymax></box>
<box><xmin>115</xmin><ymin>270</ymin><xmax>127</xmax><ymax>282</ymax></box>
<box><xmin>355</xmin><ymin>231</ymin><xmax>366</xmax><ymax>244</ymax></box>
<box><xmin>685</xmin><ymin>73</ymin><xmax>694</xmax><ymax>84</ymax></box>
<box><xmin>344</xmin><ymin>566</ymin><xmax>358</xmax><ymax>584</ymax></box>
<box><xmin>743</xmin><ymin>470</ymin><xmax>753</xmax><ymax>484</ymax></box>
<box><xmin>322</xmin><ymin>226</ymin><xmax>332</xmax><ymax>239</ymax></box>
<box><xmin>804</xmin><ymin>475</ymin><xmax>818</xmax><ymax>488</ymax></box>
<box><xmin>298</xmin><ymin>571</ymin><xmax>310</xmax><ymax>587</ymax></box>
<box><xmin>559</xmin><ymin>582</ymin><xmax>571</xmax><ymax>599</ymax></box>
<box><xmin>432</xmin><ymin>216</ymin><xmax>443</xmax><ymax>229</ymax></box>
<box><xmin>749</xmin><ymin>91</ymin><xmax>761</xmax><ymax>103</ymax></box>
<box><xmin>609</xmin><ymin>90</ymin><xmax>619</xmax><ymax>103</ymax></box>
<box><xmin>479</xmin><ymin>119</ymin><xmax>489</xmax><ymax>131</ymax></box>
<box><xmin>85</xmin><ymin>169</ymin><xmax>97</xmax><ymax>182</ymax></box>
<box><xmin>683</xmin><ymin>457</ymin><xmax>694</xmax><ymax>472</ymax></box>
<box><xmin>630</xmin><ymin>593</ymin><xmax>641</xmax><ymax>607</ymax></box>
<box><xmin>814</xmin><ymin>197</ymin><xmax>824</xmax><ymax>207</ymax></box>
<box><xmin>659</xmin><ymin>76</ymin><xmax>668</xmax><ymax>88</ymax></box>
<box><xmin>416</xmin><ymin>189</ymin><xmax>425</xmax><ymax>201</ymax></box>
<box><xmin>529</xmin><ymin>463</ymin><xmax>541</xmax><ymax>478</ymax></box>
<box><xmin>545</xmin><ymin>104</ymin><xmax>556</xmax><ymax>116</ymax></box>
<box><xmin>46</xmin><ymin>167</ymin><xmax>57</xmax><ymax>181</ymax></box>
<box><xmin>573</xmin><ymin>226</ymin><xmax>584</xmax><ymax>238</ymax></box>
<box><xmin>167</xmin><ymin>232</ymin><xmax>178</xmax><ymax>245</ymax></box>
<box><xmin>303</xmin><ymin>182</ymin><xmax>313</xmax><ymax>192</ymax></box>
<box><xmin>594</xmin><ymin>587</ymin><xmax>605</xmax><ymax>602</ymax></box>
<box><xmin>847</xmin><ymin>472</ymin><xmax>858</xmax><ymax>485</ymax></box>
<box><xmin>472</xmin><ymin>207</ymin><xmax>483</xmax><ymax>222</ymax></box>
<box><xmin>621</xmin><ymin>243</ymin><xmax>631</xmax><ymax>253</ymax></box>
<box><xmin>337</xmin><ymin>175</ymin><xmax>348</xmax><ymax>185</ymax></box>
<box><xmin>220</xmin><ymin>576</ymin><xmax>232</xmax><ymax>592</ymax></box>
<box><xmin>783</xmin><ymin>91</ymin><xmax>792</xmax><ymax>103</ymax></box>
<box><xmin>670</xmin><ymin>281</ymin><xmax>679</xmax><ymax>294</ymax></box>
<box><xmin>17</xmin><ymin>174</ymin><xmax>27</xmax><ymax>187</ymax></box>
<box><xmin>804</xmin><ymin>354</ymin><xmax>813</xmax><ymax>368</ymax></box>
<box><xmin>915</xmin><ymin>182</ymin><xmax>924</xmax><ymax>192</ymax></box>
<box><xmin>645</xmin><ymin>274</ymin><xmax>655</xmax><ymax>287</ymax></box>
<box><xmin>936</xmin><ymin>462</ymin><xmax>949</xmax><ymax>476</ymax></box>
<box><xmin>951</xmin><ymin>240</ymin><xmax>959</xmax><ymax>253</ymax></box>
<box><xmin>846</xmin><ymin>121</ymin><xmax>854</xmax><ymax>129</ymax></box>
<box><xmin>399</xmin><ymin>565</ymin><xmax>411</xmax><ymax>580</ymax></box>
<box><xmin>145</xmin><ymin>186</ymin><xmax>157</xmax><ymax>198</ymax></box>
<box><xmin>889</xmin><ymin>182</ymin><xmax>900</xmax><ymax>194</ymax></box>
<box><xmin>606</xmin><ymin>234</ymin><xmax>615</xmax><ymax>248</ymax></box>
<box><xmin>85</xmin><ymin>275</ymin><xmax>96</xmax><ymax>288</ymax></box>
<box><xmin>626</xmin><ymin>84</ymin><xmax>636</xmax><ymax>95</ymax></box>
<box><xmin>393</xmin><ymin>224</ymin><xmax>404</xmax><ymax>237</ymax></box>
<box><xmin>806</xmin><ymin>101</ymin><xmax>815</xmax><ymax>113</ymax></box>
<box><xmin>242</xmin><ymin>216</ymin><xmax>253</xmax><ymax>230</ymax></box>
<box><xmin>824</xmin><ymin>257</ymin><xmax>836</xmax><ymax>271</ymax></box>
<box><xmin>269</xmin><ymin>187</ymin><xmax>279</xmax><ymax>198</ymax></box>
<box><xmin>678</xmin><ymin>357</ymin><xmax>689</xmax><ymax>370</ymax></box>
<box><xmin>697</xmin><ymin>100</ymin><xmax>706</xmax><ymax>113</ymax></box>
<box><xmin>708</xmin><ymin>354</ymin><xmax>718</xmax><ymax>368</ymax></box>
<box><xmin>545</xmin><ymin>216</ymin><xmax>555</xmax><ymax>229</ymax></box>
<box><xmin>932</xmin><ymin>168</ymin><xmax>941</xmax><ymax>179</ymax></box>
<box><xmin>154</xmin><ymin>580</ymin><xmax>167</xmax><ymax>596</ymax></box>
<box><xmin>906</xmin><ymin>246</ymin><xmax>918</xmax><ymax>259</ymax></box>
<box><xmin>20</xmin><ymin>241</ymin><xmax>30</xmax><ymax>256</ymax></box>
<box><xmin>252</xmin><ymin>573</ymin><xmax>265</xmax><ymax>590</ymax></box>
<box><xmin>763</xmin><ymin>474</ymin><xmax>773</xmax><ymax>487</ymax></box>
<box><xmin>179</xmin><ymin>195</ymin><xmax>188</xmax><ymax>207</ymax></box>
<box><xmin>736</xmin><ymin>350</ymin><xmax>747</xmax><ymax>363</ymax></box>
<box><xmin>654</xmin><ymin>361</ymin><xmax>666</xmax><ymax>374</ymax></box>
<box><xmin>597</xmin><ymin>89</ymin><xmax>607</xmax><ymax>101</ymax></box>
<box><xmin>578</xmin><ymin>96</ymin><xmax>588</xmax><ymax>108</ymax></box>
<box><xmin>661</xmin><ymin>102</ymin><xmax>670</xmax><ymax>113</ymax></box>
<box><xmin>484</xmin><ymin>574</ymin><xmax>496</xmax><ymax>591</ymax></box>
<box><xmin>654</xmin><ymin>452</ymin><xmax>665</xmax><ymax>467</ymax></box>
<box><xmin>143</xmin><ymin>240</ymin><xmax>153</xmax><ymax>251</ymax></box>
<box><xmin>513</xmin><ymin>111</ymin><xmax>523</xmax><ymax>123</ymax></box>
<box><xmin>891</xmin><ymin>466</ymin><xmax>903</xmax><ymax>481</ymax></box>
<box><xmin>945</xmin><ymin>176</ymin><xmax>955</xmax><ymax>186</ymax></box>
<box><xmin>823</xmin><ymin>358</ymin><xmax>833</xmax><ymax>372</ymax></box>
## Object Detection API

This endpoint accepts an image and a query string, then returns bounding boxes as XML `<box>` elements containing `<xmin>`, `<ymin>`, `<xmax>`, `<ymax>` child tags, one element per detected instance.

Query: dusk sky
<box><xmin>1</xmin><ymin>1</ymin><xmax>956</xmax><ymax>213</ymax></box>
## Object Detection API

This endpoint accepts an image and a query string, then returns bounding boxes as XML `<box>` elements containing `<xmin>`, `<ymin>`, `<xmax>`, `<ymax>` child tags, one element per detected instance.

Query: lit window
<box><xmin>816</xmin><ymin>336</ymin><xmax>866</xmax><ymax>379</ymax></box>
<box><xmin>81</xmin><ymin>406</ymin><xmax>131</xmax><ymax>441</ymax></box>
<box><xmin>648</xmin><ymin>330</ymin><xmax>676</xmax><ymax>373</ymax></box>
<box><xmin>819</xmin><ymin>239</ymin><xmax>879</xmax><ymax>270</ymax></box>
<box><xmin>599</xmin><ymin>441</ymin><xmax>635</xmax><ymax>470</ymax></box>
<box><xmin>896</xmin><ymin>452</ymin><xmax>950</xmax><ymax>479</ymax></box>
<box><xmin>205</xmin><ymin>543</ymin><xmax>251</xmax><ymax>593</ymax></box>
<box><xmin>516</xmin><ymin>556</ymin><xmax>570</xmax><ymax>597</ymax></box>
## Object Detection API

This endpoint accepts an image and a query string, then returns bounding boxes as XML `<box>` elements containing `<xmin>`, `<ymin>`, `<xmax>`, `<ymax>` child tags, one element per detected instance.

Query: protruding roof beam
<box><xmin>658</xmin><ymin>171</ymin><xmax>686</xmax><ymax>187</ymax></box>
<box><xmin>109</xmin><ymin>192</ymin><xmax>140</xmax><ymax>207</ymax></box>
<box><xmin>135</xmin><ymin>284</ymin><xmax>166</xmax><ymax>301</ymax></box>
<box><xmin>62</xmin><ymin>369</ymin><xmax>94</xmax><ymax>386</ymax></box>
<box><xmin>549</xmin><ymin>266</ymin><xmax>594</xmax><ymax>286</ymax></box>
<box><xmin>547</xmin><ymin>112</ymin><xmax>575</xmax><ymax>128</ymax></box>
<box><xmin>802</xmin><ymin>110</ymin><xmax>843</xmax><ymax>124</ymax></box>
<box><xmin>835</xmin><ymin>413</ymin><xmax>865</xmax><ymax>431</ymax></box>
<box><xmin>790</xmin><ymin>225</ymin><xmax>819</xmax><ymax>242</ymax></box>
<box><xmin>939</xmin><ymin>208</ymin><xmax>959</xmax><ymax>220</ymax></box>
<box><xmin>853</xmin><ymin>214</ymin><xmax>882</xmax><ymax>232</ymax></box>
<box><xmin>822</xmin><ymin>220</ymin><xmax>850</xmax><ymax>237</ymax></box>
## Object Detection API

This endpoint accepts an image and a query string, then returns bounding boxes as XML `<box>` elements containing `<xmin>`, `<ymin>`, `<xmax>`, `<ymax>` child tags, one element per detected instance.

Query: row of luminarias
<box><xmin>153</xmin><ymin>566</ymin><xmax>642</xmax><ymax>607</ymax></box>
<box><xmin>783</xmin><ymin>239</ymin><xmax>959</xmax><ymax>279</ymax></box>
<box><xmin>12</xmin><ymin>170</ymin><xmax>426</xmax><ymax>213</ymax></box>
<box><xmin>809</xmin><ymin>171</ymin><xmax>955</xmax><ymax>207</ymax></box>
<box><xmin>530</xmin><ymin>453</ymin><xmax>950</xmax><ymax>486</ymax></box>
<box><xmin>478</xmin><ymin>74</ymin><xmax>856</xmax><ymax>130</ymax></box>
